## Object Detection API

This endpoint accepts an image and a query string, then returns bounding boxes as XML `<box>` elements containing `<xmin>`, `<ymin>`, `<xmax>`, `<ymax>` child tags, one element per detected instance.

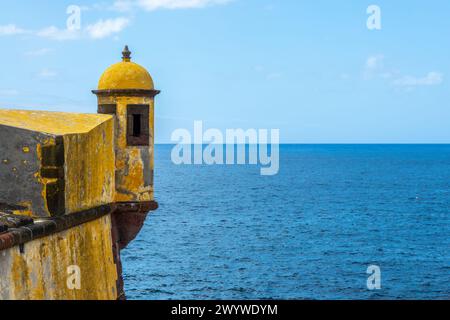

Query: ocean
<box><xmin>122</xmin><ymin>144</ymin><xmax>450</xmax><ymax>300</ymax></box>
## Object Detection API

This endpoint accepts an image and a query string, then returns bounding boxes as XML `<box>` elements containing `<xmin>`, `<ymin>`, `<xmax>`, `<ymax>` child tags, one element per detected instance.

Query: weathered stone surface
<box><xmin>0</xmin><ymin>214</ymin><xmax>118</xmax><ymax>300</ymax></box>
<box><xmin>0</xmin><ymin>111</ymin><xmax>115</xmax><ymax>218</ymax></box>
<box><xmin>0</xmin><ymin>125</ymin><xmax>55</xmax><ymax>217</ymax></box>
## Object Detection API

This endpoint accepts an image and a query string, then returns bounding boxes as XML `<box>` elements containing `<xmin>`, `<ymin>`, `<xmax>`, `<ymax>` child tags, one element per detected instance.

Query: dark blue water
<box><xmin>122</xmin><ymin>145</ymin><xmax>450</xmax><ymax>300</ymax></box>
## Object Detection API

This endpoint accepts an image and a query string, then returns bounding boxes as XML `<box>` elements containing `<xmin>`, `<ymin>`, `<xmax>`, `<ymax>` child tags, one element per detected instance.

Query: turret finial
<box><xmin>122</xmin><ymin>45</ymin><xmax>131</xmax><ymax>61</ymax></box>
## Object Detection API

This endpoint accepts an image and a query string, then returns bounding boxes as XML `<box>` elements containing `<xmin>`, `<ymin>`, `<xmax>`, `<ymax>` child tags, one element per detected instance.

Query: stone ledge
<box><xmin>0</xmin><ymin>201</ymin><xmax>158</xmax><ymax>251</ymax></box>
<box><xmin>0</xmin><ymin>204</ymin><xmax>113</xmax><ymax>251</ymax></box>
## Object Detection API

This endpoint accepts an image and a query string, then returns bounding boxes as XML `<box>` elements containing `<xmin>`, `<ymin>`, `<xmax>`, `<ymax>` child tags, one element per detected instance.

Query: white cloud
<box><xmin>0</xmin><ymin>0</ymin><xmax>232</xmax><ymax>40</ymax></box>
<box><xmin>37</xmin><ymin>18</ymin><xmax>129</xmax><ymax>40</ymax></box>
<box><xmin>392</xmin><ymin>72</ymin><xmax>443</xmax><ymax>87</ymax></box>
<box><xmin>365</xmin><ymin>54</ymin><xmax>384</xmax><ymax>70</ymax></box>
<box><xmin>37</xmin><ymin>26</ymin><xmax>81</xmax><ymax>41</ymax></box>
<box><xmin>363</xmin><ymin>54</ymin><xmax>385</xmax><ymax>80</ymax></box>
<box><xmin>114</xmin><ymin>0</ymin><xmax>232</xmax><ymax>11</ymax></box>
<box><xmin>4</xmin><ymin>17</ymin><xmax>129</xmax><ymax>41</ymax></box>
<box><xmin>24</xmin><ymin>48</ymin><xmax>53</xmax><ymax>56</ymax></box>
<box><xmin>86</xmin><ymin>17</ymin><xmax>130</xmax><ymax>39</ymax></box>
<box><xmin>362</xmin><ymin>55</ymin><xmax>443</xmax><ymax>88</ymax></box>
<box><xmin>113</xmin><ymin>0</ymin><xmax>135</xmax><ymax>11</ymax></box>
<box><xmin>0</xmin><ymin>24</ymin><xmax>28</xmax><ymax>36</ymax></box>
<box><xmin>37</xmin><ymin>69</ymin><xmax>58</xmax><ymax>79</ymax></box>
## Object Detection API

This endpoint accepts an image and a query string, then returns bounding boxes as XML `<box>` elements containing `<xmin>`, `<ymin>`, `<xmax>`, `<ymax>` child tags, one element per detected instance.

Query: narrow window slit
<box><xmin>133</xmin><ymin>114</ymin><xmax>141</xmax><ymax>137</ymax></box>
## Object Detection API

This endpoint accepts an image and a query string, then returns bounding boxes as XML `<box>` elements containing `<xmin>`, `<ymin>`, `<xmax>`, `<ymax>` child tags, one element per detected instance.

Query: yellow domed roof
<box><xmin>98</xmin><ymin>46</ymin><xmax>154</xmax><ymax>90</ymax></box>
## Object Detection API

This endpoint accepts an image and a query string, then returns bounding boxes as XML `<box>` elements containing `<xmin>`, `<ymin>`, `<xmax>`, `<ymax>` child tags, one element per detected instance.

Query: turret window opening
<box><xmin>127</xmin><ymin>105</ymin><xmax>150</xmax><ymax>146</ymax></box>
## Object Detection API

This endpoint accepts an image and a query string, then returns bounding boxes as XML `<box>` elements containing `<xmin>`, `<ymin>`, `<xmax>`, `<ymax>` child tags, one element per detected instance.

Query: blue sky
<box><xmin>1</xmin><ymin>0</ymin><xmax>449</xmax><ymax>143</ymax></box>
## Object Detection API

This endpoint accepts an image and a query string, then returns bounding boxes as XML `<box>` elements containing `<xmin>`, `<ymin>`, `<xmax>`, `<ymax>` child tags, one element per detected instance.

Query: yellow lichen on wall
<box><xmin>0</xmin><ymin>215</ymin><xmax>118</xmax><ymax>300</ymax></box>
<box><xmin>0</xmin><ymin>110</ymin><xmax>112</xmax><ymax>135</ymax></box>
<box><xmin>63</xmin><ymin>118</ymin><xmax>115</xmax><ymax>213</ymax></box>
<box><xmin>13</xmin><ymin>201</ymin><xmax>33</xmax><ymax>217</ymax></box>
<box><xmin>97</xmin><ymin>95</ymin><xmax>155</xmax><ymax>203</ymax></box>
<box><xmin>0</xmin><ymin>110</ymin><xmax>115</xmax><ymax>218</ymax></box>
